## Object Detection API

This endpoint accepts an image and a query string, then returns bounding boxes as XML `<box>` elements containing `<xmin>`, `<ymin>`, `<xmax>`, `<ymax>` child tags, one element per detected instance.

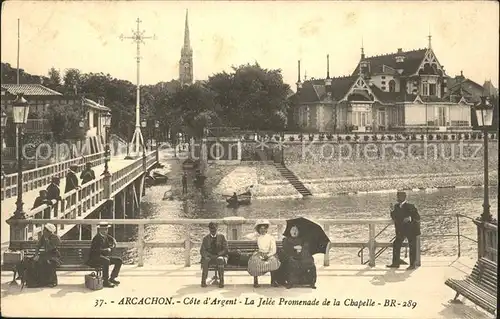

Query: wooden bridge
<box><xmin>1</xmin><ymin>148</ymin><xmax>160</xmax><ymax>247</ymax></box>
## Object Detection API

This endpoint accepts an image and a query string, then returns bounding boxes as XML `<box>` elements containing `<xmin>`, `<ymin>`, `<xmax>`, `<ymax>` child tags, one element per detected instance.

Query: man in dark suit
<box><xmin>200</xmin><ymin>222</ymin><xmax>228</xmax><ymax>288</ymax></box>
<box><xmin>46</xmin><ymin>177</ymin><xmax>62</xmax><ymax>217</ymax></box>
<box><xmin>387</xmin><ymin>191</ymin><xmax>421</xmax><ymax>270</ymax></box>
<box><xmin>87</xmin><ymin>222</ymin><xmax>122</xmax><ymax>288</ymax></box>
<box><xmin>65</xmin><ymin>165</ymin><xmax>80</xmax><ymax>193</ymax></box>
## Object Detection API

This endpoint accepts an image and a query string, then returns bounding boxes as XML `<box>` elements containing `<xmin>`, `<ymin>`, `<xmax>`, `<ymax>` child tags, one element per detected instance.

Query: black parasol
<box><xmin>283</xmin><ymin>217</ymin><xmax>331</xmax><ymax>255</ymax></box>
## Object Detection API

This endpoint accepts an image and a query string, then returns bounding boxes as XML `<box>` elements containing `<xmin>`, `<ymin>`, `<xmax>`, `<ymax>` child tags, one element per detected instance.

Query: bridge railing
<box><xmin>1</xmin><ymin>151</ymin><xmax>106</xmax><ymax>201</ymax></box>
<box><xmin>15</xmin><ymin>151</ymin><xmax>158</xmax><ymax>237</ymax></box>
<box><xmin>6</xmin><ymin>217</ymin><xmax>421</xmax><ymax>268</ymax></box>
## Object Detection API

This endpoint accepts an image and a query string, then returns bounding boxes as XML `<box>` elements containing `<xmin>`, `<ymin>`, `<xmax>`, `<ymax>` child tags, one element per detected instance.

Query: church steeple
<box><xmin>179</xmin><ymin>9</ymin><xmax>193</xmax><ymax>85</ymax></box>
<box><xmin>183</xmin><ymin>9</ymin><xmax>191</xmax><ymax>50</ymax></box>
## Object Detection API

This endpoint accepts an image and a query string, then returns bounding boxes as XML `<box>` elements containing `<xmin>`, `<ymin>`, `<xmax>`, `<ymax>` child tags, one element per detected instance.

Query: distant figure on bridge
<box><xmin>386</xmin><ymin>191</ymin><xmax>421</xmax><ymax>270</ymax></box>
<box><xmin>32</xmin><ymin>190</ymin><xmax>51</xmax><ymax>219</ymax></box>
<box><xmin>200</xmin><ymin>222</ymin><xmax>228</xmax><ymax>288</ymax></box>
<box><xmin>46</xmin><ymin>177</ymin><xmax>61</xmax><ymax>215</ymax></box>
<box><xmin>87</xmin><ymin>222</ymin><xmax>122</xmax><ymax>288</ymax></box>
<box><xmin>182</xmin><ymin>172</ymin><xmax>188</xmax><ymax>194</ymax></box>
<box><xmin>80</xmin><ymin>162</ymin><xmax>96</xmax><ymax>185</ymax></box>
<box><xmin>65</xmin><ymin>165</ymin><xmax>80</xmax><ymax>193</ymax></box>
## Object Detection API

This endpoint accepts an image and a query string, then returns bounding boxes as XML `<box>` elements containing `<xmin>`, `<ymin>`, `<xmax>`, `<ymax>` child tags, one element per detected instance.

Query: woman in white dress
<box><xmin>247</xmin><ymin>219</ymin><xmax>281</xmax><ymax>288</ymax></box>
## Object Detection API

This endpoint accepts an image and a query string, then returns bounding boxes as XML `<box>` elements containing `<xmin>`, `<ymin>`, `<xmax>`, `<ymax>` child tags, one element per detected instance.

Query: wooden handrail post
<box><xmin>415</xmin><ymin>235</ymin><xmax>421</xmax><ymax>267</ymax></box>
<box><xmin>223</xmin><ymin>217</ymin><xmax>246</xmax><ymax>240</ymax></box>
<box><xmin>184</xmin><ymin>226</ymin><xmax>191</xmax><ymax>267</ymax></box>
<box><xmin>138</xmin><ymin>224</ymin><xmax>145</xmax><ymax>267</ymax></box>
<box><xmin>103</xmin><ymin>173</ymin><xmax>112</xmax><ymax>200</ymax></box>
<box><xmin>368</xmin><ymin>223</ymin><xmax>376</xmax><ymax>267</ymax></box>
<box><xmin>91</xmin><ymin>224</ymin><xmax>98</xmax><ymax>238</ymax></box>
<box><xmin>323</xmin><ymin>224</ymin><xmax>330</xmax><ymax>266</ymax></box>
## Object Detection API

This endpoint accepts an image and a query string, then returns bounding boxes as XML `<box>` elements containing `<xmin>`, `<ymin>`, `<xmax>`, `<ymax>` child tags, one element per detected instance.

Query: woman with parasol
<box><xmin>247</xmin><ymin>219</ymin><xmax>281</xmax><ymax>288</ymax></box>
<box><xmin>281</xmin><ymin>217</ymin><xmax>331</xmax><ymax>289</ymax></box>
<box><xmin>281</xmin><ymin>225</ymin><xmax>316</xmax><ymax>289</ymax></box>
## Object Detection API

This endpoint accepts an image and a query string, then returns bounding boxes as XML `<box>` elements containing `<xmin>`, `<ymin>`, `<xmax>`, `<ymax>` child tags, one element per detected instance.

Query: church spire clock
<box><xmin>179</xmin><ymin>9</ymin><xmax>193</xmax><ymax>85</ymax></box>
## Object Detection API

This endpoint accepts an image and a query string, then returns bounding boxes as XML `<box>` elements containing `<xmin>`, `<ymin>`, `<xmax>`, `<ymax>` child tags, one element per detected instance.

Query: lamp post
<box><xmin>1</xmin><ymin>110</ymin><xmax>6</xmax><ymax>150</ymax></box>
<box><xmin>141</xmin><ymin>120</ymin><xmax>147</xmax><ymax>169</ymax></box>
<box><xmin>10</xmin><ymin>94</ymin><xmax>30</xmax><ymax>220</ymax></box>
<box><xmin>102</xmin><ymin>111</ymin><xmax>112</xmax><ymax>176</ymax></box>
<box><xmin>154</xmin><ymin>120</ymin><xmax>160</xmax><ymax>148</ymax></box>
<box><xmin>474</xmin><ymin>96</ymin><xmax>494</xmax><ymax>222</ymax></box>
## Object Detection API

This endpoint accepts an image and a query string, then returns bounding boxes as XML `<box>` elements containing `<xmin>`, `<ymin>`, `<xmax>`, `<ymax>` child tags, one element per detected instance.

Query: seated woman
<box><xmin>282</xmin><ymin>225</ymin><xmax>316</xmax><ymax>289</ymax></box>
<box><xmin>34</xmin><ymin>223</ymin><xmax>62</xmax><ymax>287</ymax></box>
<box><xmin>247</xmin><ymin>219</ymin><xmax>281</xmax><ymax>288</ymax></box>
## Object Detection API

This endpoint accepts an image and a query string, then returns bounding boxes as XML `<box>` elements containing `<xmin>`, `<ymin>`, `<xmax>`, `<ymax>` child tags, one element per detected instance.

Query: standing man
<box><xmin>80</xmin><ymin>162</ymin><xmax>96</xmax><ymax>185</ymax></box>
<box><xmin>181</xmin><ymin>172</ymin><xmax>188</xmax><ymax>195</ymax></box>
<box><xmin>46</xmin><ymin>177</ymin><xmax>62</xmax><ymax>217</ymax></box>
<box><xmin>87</xmin><ymin>222</ymin><xmax>122</xmax><ymax>288</ymax></box>
<box><xmin>200</xmin><ymin>222</ymin><xmax>228</xmax><ymax>288</ymax></box>
<box><xmin>386</xmin><ymin>191</ymin><xmax>421</xmax><ymax>270</ymax></box>
<box><xmin>65</xmin><ymin>165</ymin><xmax>79</xmax><ymax>193</ymax></box>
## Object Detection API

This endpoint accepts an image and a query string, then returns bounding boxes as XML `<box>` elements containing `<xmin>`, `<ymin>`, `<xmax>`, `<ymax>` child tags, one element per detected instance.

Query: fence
<box><xmin>6</xmin><ymin>217</ymin><xmax>421</xmax><ymax>268</ymax></box>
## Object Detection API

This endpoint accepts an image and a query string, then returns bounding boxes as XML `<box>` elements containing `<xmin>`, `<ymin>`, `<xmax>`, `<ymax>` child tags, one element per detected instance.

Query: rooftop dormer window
<box><xmin>395</xmin><ymin>56</ymin><xmax>405</xmax><ymax>63</ymax></box>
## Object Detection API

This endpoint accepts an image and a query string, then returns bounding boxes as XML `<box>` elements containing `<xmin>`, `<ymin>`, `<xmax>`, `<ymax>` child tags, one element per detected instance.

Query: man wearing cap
<box><xmin>34</xmin><ymin>223</ymin><xmax>61</xmax><ymax>287</ymax></box>
<box><xmin>387</xmin><ymin>191</ymin><xmax>421</xmax><ymax>270</ymax></box>
<box><xmin>87</xmin><ymin>222</ymin><xmax>122</xmax><ymax>288</ymax></box>
<box><xmin>65</xmin><ymin>165</ymin><xmax>80</xmax><ymax>193</ymax></box>
<box><xmin>200</xmin><ymin>222</ymin><xmax>228</xmax><ymax>288</ymax></box>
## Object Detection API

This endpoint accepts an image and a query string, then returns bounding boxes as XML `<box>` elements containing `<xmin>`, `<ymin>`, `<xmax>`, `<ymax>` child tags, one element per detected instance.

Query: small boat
<box><xmin>225</xmin><ymin>192</ymin><xmax>252</xmax><ymax>207</ymax></box>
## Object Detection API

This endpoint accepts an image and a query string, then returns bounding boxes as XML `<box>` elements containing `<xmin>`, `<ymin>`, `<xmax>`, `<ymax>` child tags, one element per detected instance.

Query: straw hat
<box><xmin>44</xmin><ymin>223</ymin><xmax>56</xmax><ymax>233</ymax></box>
<box><xmin>254</xmin><ymin>219</ymin><xmax>270</xmax><ymax>231</ymax></box>
<box><xmin>97</xmin><ymin>222</ymin><xmax>111</xmax><ymax>229</ymax></box>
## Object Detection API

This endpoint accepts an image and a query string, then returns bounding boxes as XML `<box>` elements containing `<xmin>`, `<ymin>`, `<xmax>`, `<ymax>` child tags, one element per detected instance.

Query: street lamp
<box><xmin>1</xmin><ymin>110</ymin><xmax>7</xmax><ymax>149</ymax></box>
<box><xmin>102</xmin><ymin>111</ymin><xmax>112</xmax><ymax>176</ymax></box>
<box><xmin>474</xmin><ymin>96</ymin><xmax>494</xmax><ymax>222</ymax></box>
<box><xmin>11</xmin><ymin>94</ymin><xmax>30</xmax><ymax>220</ymax></box>
<box><xmin>141</xmin><ymin>120</ymin><xmax>147</xmax><ymax>167</ymax></box>
<box><xmin>154</xmin><ymin>120</ymin><xmax>160</xmax><ymax>147</ymax></box>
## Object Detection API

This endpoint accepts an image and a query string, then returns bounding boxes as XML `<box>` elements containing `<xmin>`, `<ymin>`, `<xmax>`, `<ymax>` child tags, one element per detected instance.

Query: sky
<box><xmin>1</xmin><ymin>1</ymin><xmax>499</xmax><ymax>89</ymax></box>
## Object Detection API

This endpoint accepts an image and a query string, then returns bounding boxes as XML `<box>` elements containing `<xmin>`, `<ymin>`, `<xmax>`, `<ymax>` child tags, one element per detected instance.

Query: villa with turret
<box><xmin>290</xmin><ymin>36</ymin><xmax>496</xmax><ymax>133</ymax></box>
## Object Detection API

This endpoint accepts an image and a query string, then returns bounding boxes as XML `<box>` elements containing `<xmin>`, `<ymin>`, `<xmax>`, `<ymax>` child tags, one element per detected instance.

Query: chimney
<box><xmin>296</xmin><ymin>60</ymin><xmax>302</xmax><ymax>91</ymax></box>
<box><xmin>98</xmin><ymin>97</ymin><xmax>105</xmax><ymax>105</ymax></box>
<box><xmin>325</xmin><ymin>54</ymin><xmax>332</xmax><ymax>87</ymax></box>
<box><xmin>395</xmin><ymin>48</ymin><xmax>405</xmax><ymax>72</ymax></box>
<box><xmin>397</xmin><ymin>48</ymin><xmax>403</xmax><ymax>54</ymax></box>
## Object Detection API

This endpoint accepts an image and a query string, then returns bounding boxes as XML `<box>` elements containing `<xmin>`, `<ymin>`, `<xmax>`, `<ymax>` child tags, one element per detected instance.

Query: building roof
<box><xmin>294</xmin><ymin>76</ymin><xmax>358</xmax><ymax>103</ymax></box>
<box><xmin>352</xmin><ymin>49</ymin><xmax>428</xmax><ymax>76</ymax></box>
<box><xmin>483</xmin><ymin>80</ymin><xmax>498</xmax><ymax>96</ymax></box>
<box><xmin>1</xmin><ymin>84</ymin><xmax>62</xmax><ymax>96</ymax></box>
<box><xmin>83</xmin><ymin>98</ymin><xmax>111</xmax><ymax>112</ymax></box>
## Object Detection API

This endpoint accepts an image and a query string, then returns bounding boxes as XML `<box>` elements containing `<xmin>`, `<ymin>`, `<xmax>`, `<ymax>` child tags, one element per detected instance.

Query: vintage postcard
<box><xmin>0</xmin><ymin>0</ymin><xmax>498</xmax><ymax>318</ymax></box>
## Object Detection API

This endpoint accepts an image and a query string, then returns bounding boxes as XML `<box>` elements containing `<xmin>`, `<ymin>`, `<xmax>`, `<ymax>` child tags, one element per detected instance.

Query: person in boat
<box><xmin>33</xmin><ymin>223</ymin><xmax>61</xmax><ymax>287</ymax></box>
<box><xmin>281</xmin><ymin>225</ymin><xmax>317</xmax><ymax>289</ymax></box>
<box><xmin>247</xmin><ymin>219</ymin><xmax>281</xmax><ymax>288</ymax></box>
<box><xmin>228</xmin><ymin>192</ymin><xmax>238</xmax><ymax>204</ymax></box>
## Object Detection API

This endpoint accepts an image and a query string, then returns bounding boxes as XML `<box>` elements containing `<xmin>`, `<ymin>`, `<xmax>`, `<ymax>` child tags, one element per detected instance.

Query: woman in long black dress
<box><xmin>34</xmin><ymin>223</ymin><xmax>62</xmax><ymax>287</ymax></box>
<box><xmin>282</xmin><ymin>225</ymin><xmax>316</xmax><ymax>289</ymax></box>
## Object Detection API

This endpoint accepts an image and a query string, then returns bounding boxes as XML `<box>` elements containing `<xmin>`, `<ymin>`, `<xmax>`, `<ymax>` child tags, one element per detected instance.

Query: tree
<box><xmin>207</xmin><ymin>63</ymin><xmax>291</xmax><ymax>131</ymax></box>
<box><xmin>63</xmin><ymin>68</ymin><xmax>83</xmax><ymax>95</ymax></box>
<box><xmin>46</xmin><ymin>103</ymin><xmax>86</xmax><ymax>142</ymax></box>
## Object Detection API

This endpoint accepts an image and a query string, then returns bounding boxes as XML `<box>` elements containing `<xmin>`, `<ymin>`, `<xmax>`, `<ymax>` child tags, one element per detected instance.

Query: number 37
<box><xmin>94</xmin><ymin>299</ymin><xmax>105</xmax><ymax>307</ymax></box>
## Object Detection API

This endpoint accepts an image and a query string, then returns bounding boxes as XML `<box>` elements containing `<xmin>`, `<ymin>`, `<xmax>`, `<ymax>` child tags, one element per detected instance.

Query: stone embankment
<box><xmin>209</xmin><ymin>141</ymin><xmax>499</xmax><ymax>198</ymax></box>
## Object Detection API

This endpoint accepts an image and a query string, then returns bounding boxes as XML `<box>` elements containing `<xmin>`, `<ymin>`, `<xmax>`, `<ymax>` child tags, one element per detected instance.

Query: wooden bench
<box><xmin>208</xmin><ymin>240</ymin><xmax>283</xmax><ymax>284</ymax></box>
<box><xmin>445</xmin><ymin>258</ymin><xmax>497</xmax><ymax>315</ymax></box>
<box><xmin>3</xmin><ymin>240</ymin><xmax>103</xmax><ymax>284</ymax></box>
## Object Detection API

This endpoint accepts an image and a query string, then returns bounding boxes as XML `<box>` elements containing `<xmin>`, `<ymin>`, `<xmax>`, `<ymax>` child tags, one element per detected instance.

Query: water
<box><xmin>134</xmin><ymin>186</ymin><xmax>497</xmax><ymax>266</ymax></box>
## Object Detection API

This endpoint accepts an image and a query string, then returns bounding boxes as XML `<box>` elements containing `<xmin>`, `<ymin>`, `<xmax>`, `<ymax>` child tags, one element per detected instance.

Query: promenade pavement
<box><xmin>0</xmin><ymin>155</ymin><xmax>145</xmax><ymax>248</ymax></box>
<box><xmin>0</xmin><ymin>257</ymin><xmax>494</xmax><ymax>318</ymax></box>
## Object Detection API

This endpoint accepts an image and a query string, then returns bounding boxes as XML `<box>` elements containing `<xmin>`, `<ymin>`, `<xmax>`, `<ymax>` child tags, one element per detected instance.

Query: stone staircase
<box><xmin>274</xmin><ymin>163</ymin><xmax>312</xmax><ymax>197</ymax></box>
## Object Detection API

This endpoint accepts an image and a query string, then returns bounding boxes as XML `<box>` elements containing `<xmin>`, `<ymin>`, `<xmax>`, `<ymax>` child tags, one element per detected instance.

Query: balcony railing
<box><xmin>24</xmin><ymin>119</ymin><xmax>51</xmax><ymax>134</ymax></box>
